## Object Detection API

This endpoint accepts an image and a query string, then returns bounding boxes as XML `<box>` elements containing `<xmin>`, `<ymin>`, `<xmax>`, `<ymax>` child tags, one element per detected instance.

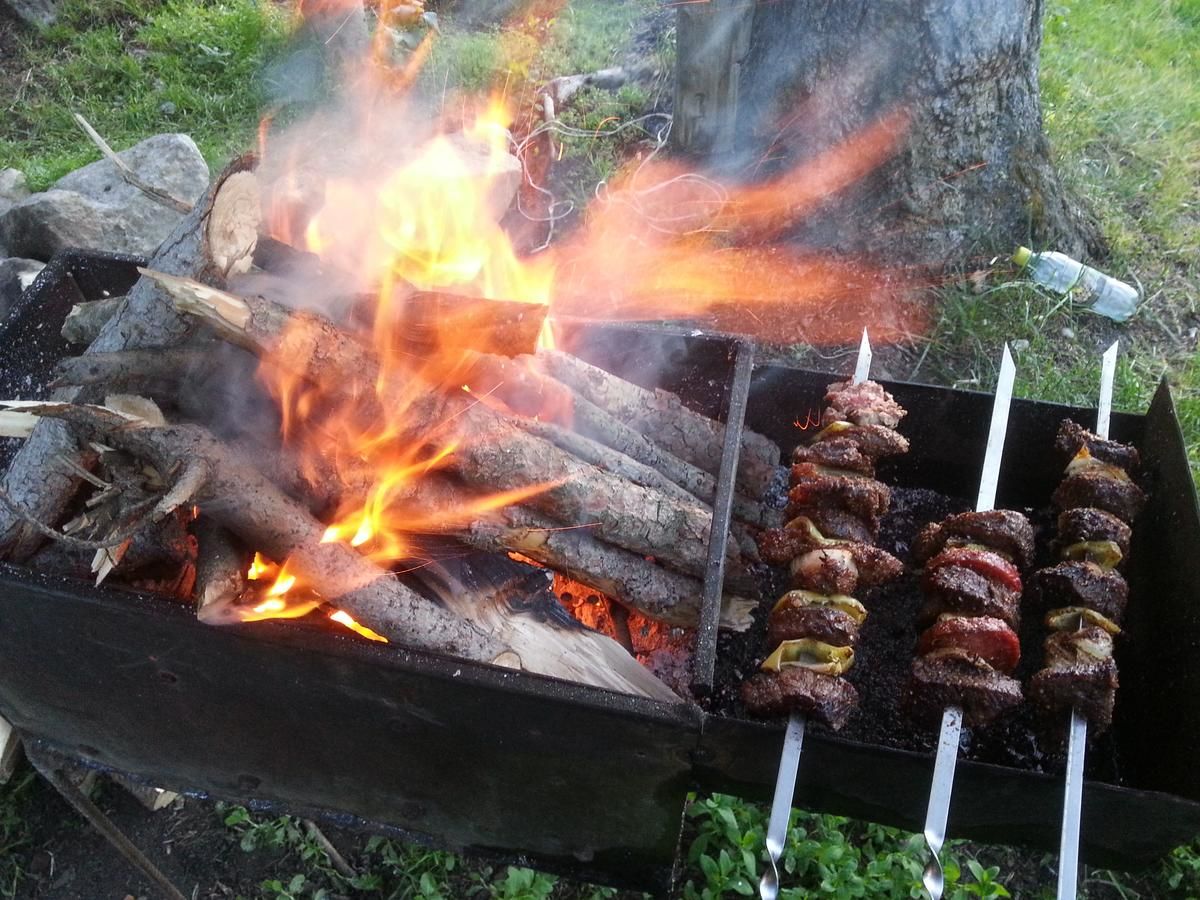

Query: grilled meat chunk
<box><xmin>920</xmin><ymin>564</ymin><xmax>1021</xmax><ymax>630</ymax></box>
<box><xmin>1053</xmin><ymin>470</ymin><xmax>1145</xmax><ymax>524</ymax></box>
<box><xmin>1036</xmin><ymin>561</ymin><xmax>1128</xmax><ymax>625</ymax></box>
<box><xmin>1057</xmin><ymin>507</ymin><xmax>1132</xmax><ymax>560</ymax></box>
<box><xmin>913</xmin><ymin>510</ymin><xmax>1035</xmax><ymax>570</ymax></box>
<box><xmin>917</xmin><ymin>615</ymin><xmax>1021</xmax><ymax>674</ymax></box>
<box><xmin>791</xmin><ymin>438</ymin><xmax>876</xmax><ymax>476</ymax></box>
<box><xmin>809</xmin><ymin>422</ymin><xmax>910</xmax><ymax>461</ymax></box>
<box><xmin>801</xmin><ymin>507</ymin><xmax>877</xmax><ymax>543</ymax></box>
<box><xmin>906</xmin><ymin>650</ymin><xmax>1023</xmax><ymax>728</ymax></box>
<box><xmin>788</xmin><ymin>465</ymin><xmax>891</xmax><ymax>522</ymax></box>
<box><xmin>1030</xmin><ymin>627</ymin><xmax>1118</xmax><ymax>728</ymax></box>
<box><xmin>1056</xmin><ymin>419</ymin><xmax>1140</xmax><ymax>475</ymax></box>
<box><xmin>925</xmin><ymin>546</ymin><xmax>1022</xmax><ymax>594</ymax></box>
<box><xmin>767</xmin><ymin>602</ymin><xmax>861</xmax><ymax>649</ymax></box>
<box><xmin>821</xmin><ymin>379</ymin><xmax>907</xmax><ymax>429</ymax></box>
<box><xmin>741</xmin><ymin>666</ymin><xmax>859</xmax><ymax>729</ymax></box>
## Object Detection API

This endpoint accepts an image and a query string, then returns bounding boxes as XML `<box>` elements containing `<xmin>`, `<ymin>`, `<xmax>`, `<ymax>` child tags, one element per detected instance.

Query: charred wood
<box><xmin>61</xmin><ymin>298</ymin><xmax>124</xmax><ymax>346</ymax></box>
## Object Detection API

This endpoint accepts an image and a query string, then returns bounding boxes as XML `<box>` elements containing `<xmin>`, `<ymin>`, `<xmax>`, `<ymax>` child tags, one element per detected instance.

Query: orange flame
<box><xmin>241</xmin><ymin>4</ymin><xmax>925</xmax><ymax>627</ymax></box>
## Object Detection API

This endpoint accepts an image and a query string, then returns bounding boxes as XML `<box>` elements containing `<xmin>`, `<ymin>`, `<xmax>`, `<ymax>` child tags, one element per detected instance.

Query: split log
<box><xmin>61</xmin><ymin>298</ymin><xmax>124</xmax><ymax>346</ymax></box>
<box><xmin>462</xmin><ymin>350</ymin><xmax>777</xmax><ymax>528</ymax></box>
<box><xmin>534</xmin><ymin>349</ymin><xmax>780</xmax><ymax>496</ymax></box>
<box><xmin>15</xmin><ymin>403</ymin><xmax>677</xmax><ymax>699</ymax></box>
<box><xmin>148</xmin><ymin>271</ymin><xmax>752</xmax><ymax>585</ymax></box>
<box><xmin>0</xmin><ymin>156</ymin><xmax>261</xmax><ymax>561</ymax></box>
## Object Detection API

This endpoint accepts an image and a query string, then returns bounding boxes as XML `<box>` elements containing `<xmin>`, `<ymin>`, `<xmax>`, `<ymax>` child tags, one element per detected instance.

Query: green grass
<box><xmin>0</xmin><ymin>0</ymin><xmax>289</xmax><ymax>190</ymax></box>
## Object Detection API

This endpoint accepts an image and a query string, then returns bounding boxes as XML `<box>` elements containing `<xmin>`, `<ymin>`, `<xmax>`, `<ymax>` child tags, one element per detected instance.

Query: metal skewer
<box><xmin>922</xmin><ymin>344</ymin><xmax>1016</xmax><ymax>900</ymax></box>
<box><xmin>1056</xmin><ymin>339</ymin><xmax>1119</xmax><ymax>899</ymax></box>
<box><xmin>759</xmin><ymin>328</ymin><xmax>872</xmax><ymax>900</ymax></box>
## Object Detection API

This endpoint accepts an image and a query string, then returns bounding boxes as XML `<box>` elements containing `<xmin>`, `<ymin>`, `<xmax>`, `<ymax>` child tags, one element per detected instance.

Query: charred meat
<box><xmin>791</xmin><ymin>438</ymin><xmax>877</xmax><ymax>476</ymax></box>
<box><xmin>821</xmin><ymin>379</ymin><xmax>906</xmax><ymax>430</ymax></box>
<box><xmin>913</xmin><ymin>509</ymin><xmax>1036</xmax><ymax>571</ymax></box>
<box><xmin>906</xmin><ymin>650</ymin><xmax>1023</xmax><ymax>728</ymax></box>
<box><xmin>1053</xmin><ymin>469</ymin><xmax>1145</xmax><ymax>524</ymax></box>
<box><xmin>1056</xmin><ymin>507</ymin><xmax>1132</xmax><ymax>562</ymax></box>
<box><xmin>767</xmin><ymin>593</ymin><xmax>864</xmax><ymax>648</ymax></box>
<box><xmin>1036</xmin><ymin>561</ymin><xmax>1129</xmax><ymax>625</ymax></box>
<box><xmin>920</xmin><ymin>563</ymin><xmax>1022</xmax><ymax>630</ymax></box>
<box><xmin>1029</xmin><ymin>627</ymin><xmax>1118</xmax><ymax>728</ymax></box>
<box><xmin>809</xmin><ymin>422</ymin><xmax>910</xmax><ymax>461</ymax></box>
<box><xmin>924</xmin><ymin>546</ymin><xmax>1023</xmax><ymax>594</ymax></box>
<box><xmin>787</xmin><ymin>465</ymin><xmax>892</xmax><ymax>523</ymax></box>
<box><xmin>1056</xmin><ymin>419</ymin><xmax>1140</xmax><ymax>474</ymax></box>
<box><xmin>741</xmin><ymin>666</ymin><xmax>860</xmax><ymax>730</ymax></box>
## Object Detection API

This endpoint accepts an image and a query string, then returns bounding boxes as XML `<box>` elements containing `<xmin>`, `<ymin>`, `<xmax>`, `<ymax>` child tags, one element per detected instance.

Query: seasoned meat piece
<box><xmin>791</xmin><ymin>439</ymin><xmax>876</xmax><ymax>476</ymax></box>
<box><xmin>906</xmin><ymin>650</ymin><xmax>1023</xmax><ymax>728</ymax></box>
<box><xmin>757</xmin><ymin>512</ymin><xmax>877</xmax><ymax>562</ymax></box>
<box><xmin>1036</xmin><ymin>561</ymin><xmax>1128</xmax><ymax>624</ymax></box>
<box><xmin>1056</xmin><ymin>419</ymin><xmax>1140</xmax><ymax>474</ymax></box>
<box><xmin>821</xmin><ymin>379</ymin><xmax>907</xmax><ymax>429</ymax></box>
<box><xmin>788</xmin><ymin>465</ymin><xmax>891</xmax><ymax>522</ymax></box>
<box><xmin>791</xmin><ymin>547</ymin><xmax>858</xmax><ymax>594</ymax></box>
<box><xmin>811</xmin><ymin>422</ymin><xmax>910</xmax><ymax>461</ymax></box>
<box><xmin>741</xmin><ymin>666</ymin><xmax>860</xmax><ymax>729</ymax></box>
<box><xmin>1057</xmin><ymin>508</ymin><xmax>1132</xmax><ymax>558</ymax></box>
<box><xmin>920</xmin><ymin>564</ymin><xmax>1021</xmax><ymax>630</ymax></box>
<box><xmin>925</xmin><ymin>546</ymin><xmax>1022</xmax><ymax>593</ymax></box>
<box><xmin>845</xmin><ymin>544</ymin><xmax>904</xmax><ymax>587</ymax></box>
<box><xmin>768</xmin><ymin>602</ymin><xmax>861</xmax><ymax>649</ymax></box>
<box><xmin>913</xmin><ymin>510</ymin><xmax>1035</xmax><ymax>570</ymax></box>
<box><xmin>1030</xmin><ymin>627</ymin><xmax>1118</xmax><ymax>729</ymax></box>
<box><xmin>917</xmin><ymin>616</ymin><xmax>1021</xmax><ymax>674</ymax></box>
<box><xmin>1053</xmin><ymin>471</ymin><xmax>1145</xmax><ymax>524</ymax></box>
<box><xmin>802</xmin><ymin>507</ymin><xmax>877</xmax><ymax>543</ymax></box>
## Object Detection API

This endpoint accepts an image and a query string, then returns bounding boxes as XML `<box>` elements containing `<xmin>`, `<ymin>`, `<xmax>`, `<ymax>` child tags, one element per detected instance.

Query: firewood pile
<box><xmin>0</xmin><ymin>158</ymin><xmax>783</xmax><ymax>700</ymax></box>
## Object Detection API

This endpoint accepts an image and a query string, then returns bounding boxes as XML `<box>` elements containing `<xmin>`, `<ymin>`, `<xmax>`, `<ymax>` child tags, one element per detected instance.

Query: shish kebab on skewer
<box><xmin>741</xmin><ymin>330</ymin><xmax>909</xmax><ymax>900</ymax></box>
<box><xmin>907</xmin><ymin>345</ymin><xmax>1028</xmax><ymax>900</ymax></box>
<box><xmin>1028</xmin><ymin>342</ymin><xmax>1146</xmax><ymax>899</ymax></box>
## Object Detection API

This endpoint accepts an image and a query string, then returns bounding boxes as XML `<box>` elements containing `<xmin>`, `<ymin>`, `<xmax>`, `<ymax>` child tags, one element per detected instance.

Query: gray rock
<box><xmin>0</xmin><ymin>190</ymin><xmax>106</xmax><ymax>260</ymax></box>
<box><xmin>0</xmin><ymin>133</ymin><xmax>209</xmax><ymax>259</ymax></box>
<box><xmin>0</xmin><ymin>257</ymin><xmax>45</xmax><ymax>323</ymax></box>
<box><xmin>0</xmin><ymin>0</ymin><xmax>59</xmax><ymax>26</ymax></box>
<box><xmin>0</xmin><ymin>169</ymin><xmax>29</xmax><ymax>205</ymax></box>
<box><xmin>53</xmin><ymin>132</ymin><xmax>208</xmax><ymax>212</ymax></box>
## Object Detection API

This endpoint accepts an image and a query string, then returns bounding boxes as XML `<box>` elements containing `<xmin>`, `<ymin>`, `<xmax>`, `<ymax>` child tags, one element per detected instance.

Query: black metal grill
<box><xmin>1</xmin><ymin>250</ymin><xmax>1198</xmax><ymax>894</ymax></box>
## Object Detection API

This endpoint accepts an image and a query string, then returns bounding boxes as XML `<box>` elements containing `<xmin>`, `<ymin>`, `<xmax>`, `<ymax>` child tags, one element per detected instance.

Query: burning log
<box><xmin>0</xmin><ymin>156</ymin><xmax>261</xmax><ymax>561</ymax></box>
<box><xmin>193</xmin><ymin>518</ymin><xmax>247</xmax><ymax>616</ymax></box>
<box><xmin>9</xmin><ymin>403</ymin><xmax>677</xmax><ymax>699</ymax></box>
<box><xmin>146</xmin><ymin>271</ymin><xmax>754</xmax><ymax>585</ymax></box>
<box><xmin>533</xmin><ymin>350</ymin><xmax>780</xmax><ymax>497</ymax></box>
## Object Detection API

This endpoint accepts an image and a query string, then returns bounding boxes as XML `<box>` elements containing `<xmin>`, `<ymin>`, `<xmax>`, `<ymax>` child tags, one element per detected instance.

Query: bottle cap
<box><xmin>1012</xmin><ymin>246</ymin><xmax>1033</xmax><ymax>267</ymax></box>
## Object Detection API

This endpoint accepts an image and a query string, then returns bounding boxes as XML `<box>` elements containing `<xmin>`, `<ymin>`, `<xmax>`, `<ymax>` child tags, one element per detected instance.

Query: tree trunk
<box><xmin>675</xmin><ymin>0</ymin><xmax>1103</xmax><ymax>265</ymax></box>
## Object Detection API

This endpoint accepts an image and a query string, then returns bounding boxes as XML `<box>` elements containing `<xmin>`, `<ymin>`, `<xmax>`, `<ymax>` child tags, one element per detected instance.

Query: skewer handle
<box><xmin>759</xmin><ymin>713</ymin><xmax>805</xmax><ymax>900</ymax></box>
<box><xmin>922</xmin><ymin>705</ymin><xmax>962</xmax><ymax>900</ymax></box>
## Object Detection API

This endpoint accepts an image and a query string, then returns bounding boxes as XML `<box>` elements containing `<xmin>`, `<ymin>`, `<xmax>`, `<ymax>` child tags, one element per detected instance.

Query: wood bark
<box><xmin>535</xmin><ymin>349</ymin><xmax>779</xmax><ymax>497</ymax></box>
<box><xmin>0</xmin><ymin>156</ymin><xmax>259</xmax><ymax>561</ymax></box>
<box><xmin>677</xmin><ymin>0</ymin><xmax>1103</xmax><ymax>264</ymax></box>
<box><xmin>149</xmin><ymin>272</ymin><xmax>755</xmax><ymax>586</ymax></box>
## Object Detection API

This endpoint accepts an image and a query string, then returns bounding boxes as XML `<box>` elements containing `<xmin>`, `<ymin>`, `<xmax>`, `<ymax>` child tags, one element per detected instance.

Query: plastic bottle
<box><xmin>1012</xmin><ymin>246</ymin><xmax>1140</xmax><ymax>322</ymax></box>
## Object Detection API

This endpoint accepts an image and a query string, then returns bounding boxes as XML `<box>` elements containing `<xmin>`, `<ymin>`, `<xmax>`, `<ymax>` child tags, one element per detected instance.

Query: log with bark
<box><xmin>143</xmin><ymin>270</ymin><xmax>760</xmax><ymax>588</ymax></box>
<box><xmin>0</xmin><ymin>156</ymin><xmax>262</xmax><ymax>561</ymax></box>
<box><xmin>6</xmin><ymin>402</ymin><xmax>676</xmax><ymax>701</ymax></box>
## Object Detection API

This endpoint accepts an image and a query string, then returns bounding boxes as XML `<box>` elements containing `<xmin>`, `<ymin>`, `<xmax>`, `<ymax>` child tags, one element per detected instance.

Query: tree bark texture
<box><xmin>677</xmin><ymin>0</ymin><xmax>1103</xmax><ymax>264</ymax></box>
<box><xmin>0</xmin><ymin>156</ymin><xmax>258</xmax><ymax>561</ymax></box>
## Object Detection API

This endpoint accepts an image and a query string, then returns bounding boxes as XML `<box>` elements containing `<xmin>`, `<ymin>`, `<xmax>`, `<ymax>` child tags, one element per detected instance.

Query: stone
<box><xmin>0</xmin><ymin>0</ymin><xmax>59</xmax><ymax>27</ymax></box>
<box><xmin>0</xmin><ymin>257</ymin><xmax>46</xmax><ymax>323</ymax></box>
<box><xmin>0</xmin><ymin>133</ymin><xmax>209</xmax><ymax>260</ymax></box>
<box><xmin>0</xmin><ymin>169</ymin><xmax>29</xmax><ymax>206</ymax></box>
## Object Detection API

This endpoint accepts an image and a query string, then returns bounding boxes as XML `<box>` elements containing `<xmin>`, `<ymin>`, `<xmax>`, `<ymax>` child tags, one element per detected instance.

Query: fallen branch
<box><xmin>72</xmin><ymin>113</ymin><xmax>192</xmax><ymax>214</ymax></box>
